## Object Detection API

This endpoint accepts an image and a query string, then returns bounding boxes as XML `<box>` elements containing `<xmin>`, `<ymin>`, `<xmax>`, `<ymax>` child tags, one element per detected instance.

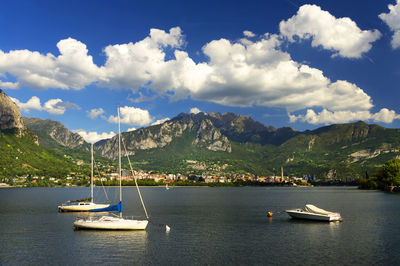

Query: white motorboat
<box><xmin>286</xmin><ymin>204</ymin><xmax>342</xmax><ymax>222</ymax></box>
<box><xmin>73</xmin><ymin>107</ymin><xmax>149</xmax><ymax>230</ymax></box>
<box><xmin>58</xmin><ymin>144</ymin><xmax>110</xmax><ymax>212</ymax></box>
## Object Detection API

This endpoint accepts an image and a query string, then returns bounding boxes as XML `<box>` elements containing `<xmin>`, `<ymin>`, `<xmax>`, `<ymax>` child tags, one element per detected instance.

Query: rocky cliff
<box><xmin>23</xmin><ymin>117</ymin><xmax>87</xmax><ymax>149</ymax></box>
<box><xmin>175</xmin><ymin>112</ymin><xmax>298</xmax><ymax>145</ymax></box>
<box><xmin>0</xmin><ymin>89</ymin><xmax>26</xmax><ymax>136</ymax></box>
<box><xmin>94</xmin><ymin>112</ymin><xmax>302</xmax><ymax>160</ymax></box>
<box><xmin>95</xmin><ymin>113</ymin><xmax>231</xmax><ymax>159</ymax></box>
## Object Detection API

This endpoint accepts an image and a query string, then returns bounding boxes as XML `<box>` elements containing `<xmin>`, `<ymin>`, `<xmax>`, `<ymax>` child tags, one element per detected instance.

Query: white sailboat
<box><xmin>73</xmin><ymin>107</ymin><xmax>149</xmax><ymax>230</ymax></box>
<box><xmin>58</xmin><ymin>144</ymin><xmax>110</xmax><ymax>212</ymax></box>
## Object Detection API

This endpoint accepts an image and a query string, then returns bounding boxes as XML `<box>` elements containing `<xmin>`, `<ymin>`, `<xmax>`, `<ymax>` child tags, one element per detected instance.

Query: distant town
<box><xmin>1</xmin><ymin>159</ymin><xmax>357</xmax><ymax>187</ymax></box>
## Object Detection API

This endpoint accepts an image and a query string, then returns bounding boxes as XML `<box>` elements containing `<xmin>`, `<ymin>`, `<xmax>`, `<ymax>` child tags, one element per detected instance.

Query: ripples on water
<box><xmin>0</xmin><ymin>187</ymin><xmax>399</xmax><ymax>265</ymax></box>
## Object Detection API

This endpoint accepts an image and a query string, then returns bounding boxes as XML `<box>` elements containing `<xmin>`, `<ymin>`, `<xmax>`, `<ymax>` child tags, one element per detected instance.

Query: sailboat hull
<box><xmin>58</xmin><ymin>203</ymin><xmax>110</xmax><ymax>212</ymax></box>
<box><xmin>74</xmin><ymin>216</ymin><xmax>148</xmax><ymax>230</ymax></box>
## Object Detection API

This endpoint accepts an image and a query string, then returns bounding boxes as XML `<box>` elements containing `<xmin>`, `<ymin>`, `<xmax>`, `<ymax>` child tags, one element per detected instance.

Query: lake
<box><xmin>0</xmin><ymin>186</ymin><xmax>399</xmax><ymax>265</ymax></box>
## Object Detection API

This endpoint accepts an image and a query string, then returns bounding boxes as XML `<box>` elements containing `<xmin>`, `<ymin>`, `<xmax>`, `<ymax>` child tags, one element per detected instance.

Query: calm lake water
<box><xmin>0</xmin><ymin>186</ymin><xmax>399</xmax><ymax>265</ymax></box>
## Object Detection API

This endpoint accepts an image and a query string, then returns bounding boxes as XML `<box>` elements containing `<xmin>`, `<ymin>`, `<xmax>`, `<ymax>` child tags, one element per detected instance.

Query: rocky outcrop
<box><xmin>0</xmin><ymin>89</ymin><xmax>26</xmax><ymax>136</ymax></box>
<box><xmin>96</xmin><ymin>114</ymin><xmax>232</xmax><ymax>159</ymax></box>
<box><xmin>95</xmin><ymin>112</ymin><xmax>301</xmax><ymax>159</ymax></box>
<box><xmin>349</xmin><ymin>148</ymin><xmax>400</xmax><ymax>163</ymax></box>
<box><xmin>23</xmin><ymin>117</ymin><xmax>86</xmax><ymax>149</ymax></box>
<box><xmin>178</xmin><ymin>112</ymin><xmax>297</xmax><ymax>145</ymax></box>
<box><xmin>192</xmin><ymin>119</ymin><xmax>231</xmax><ymax>152</ymax></box>
<box><xmin>307</xmin><ymin>136</ymin><xmax>316</xmax><ymax>151</ymax></box>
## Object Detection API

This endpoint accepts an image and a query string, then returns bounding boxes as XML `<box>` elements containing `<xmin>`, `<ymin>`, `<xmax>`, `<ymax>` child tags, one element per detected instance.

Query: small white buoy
<box><xmin>166</xmin><ymin>225</ymin><xmax>170</xmax><ymax>232</ymax></box>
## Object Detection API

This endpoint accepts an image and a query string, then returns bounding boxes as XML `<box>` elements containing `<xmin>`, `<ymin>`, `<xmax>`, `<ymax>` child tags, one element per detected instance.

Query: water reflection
<box><xmin>288</xmin><ymin>218</ymin><xmax>342</xmax><ymax>226</ymax></box>
<box><xmin>72</xmin><ymin>230</ymin><xmax>149</xmax><ymax>264</ymax></box>
<box><xmin>328</xmin><ymin>220</ymin><xmax>341</xmax><ymax>235</ymax></box>
<box><xmin>75</xmin><ymin>229</ymin><xmax>148</xmax><ymax>248</ymax></box>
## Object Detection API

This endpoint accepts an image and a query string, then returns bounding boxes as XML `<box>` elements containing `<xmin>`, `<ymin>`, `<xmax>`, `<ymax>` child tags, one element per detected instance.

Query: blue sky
<box><xmin>2</xmin><ymin>0</ymin><xmax>400</xmax><ymax>143</ymax></box>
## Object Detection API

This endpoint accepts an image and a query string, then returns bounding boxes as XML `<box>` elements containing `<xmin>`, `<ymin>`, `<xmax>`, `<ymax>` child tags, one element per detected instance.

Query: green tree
<box><xmin>376</xmin><ymin>159</ymin><xmax>400</xmax><ymax>186</ymax></box>
<box><xmin>359</xmin><ymin>177</ymin><xmax>378</xmax><ymax>189</ymax></box>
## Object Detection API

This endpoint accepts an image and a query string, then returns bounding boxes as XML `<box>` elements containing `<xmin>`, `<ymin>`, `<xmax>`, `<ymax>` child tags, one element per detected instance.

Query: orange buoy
<box><xmin>267</xmin><ymin>211</ymin><xmax>273</xmax><ymax>217</ymax></box>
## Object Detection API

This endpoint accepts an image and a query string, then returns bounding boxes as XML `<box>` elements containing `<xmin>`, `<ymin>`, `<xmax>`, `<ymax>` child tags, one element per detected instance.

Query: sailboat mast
<box><xmin>91</xmin><ymin>143</ymin><xmax>94</xmax><ymax>203</ymax></box>
<box><xmin>118</xmin><ymin>107</ymin><xmax>122</xmax><ymax>203</ymax></box>
<box><xmin>121</xmin><ymin>138</ymin><xmax>150</xmax><ymax>220</ymax></box>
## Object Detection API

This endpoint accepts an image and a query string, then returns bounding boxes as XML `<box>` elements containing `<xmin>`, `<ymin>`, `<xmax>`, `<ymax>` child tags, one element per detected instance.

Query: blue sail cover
<box><xmin>89</xmin><ymin>201</ymin><xmax>122</xmax><ymax>212</ymax></box>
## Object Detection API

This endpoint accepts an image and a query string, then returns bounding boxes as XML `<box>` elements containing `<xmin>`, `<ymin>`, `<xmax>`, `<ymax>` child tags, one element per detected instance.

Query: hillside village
<box><xmin>4</xmin><ymin>158</ymin><xmax>337</xmax><ymax>187</ymax></box>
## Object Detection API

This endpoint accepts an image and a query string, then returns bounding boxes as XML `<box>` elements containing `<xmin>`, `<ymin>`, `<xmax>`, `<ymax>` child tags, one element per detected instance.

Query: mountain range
<box><xmin>2</xmin><ymin>89</ymin><xmax>400</xmax><ymax>179</ymax></box>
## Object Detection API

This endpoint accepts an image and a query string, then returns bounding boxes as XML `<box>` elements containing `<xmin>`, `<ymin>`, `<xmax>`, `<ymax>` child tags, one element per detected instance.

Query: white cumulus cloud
<box><xmin>289</xmin><ymin>108</ymin><xmax>400</xmax><ymax>125</ymax></box>
<box><xmin>243</xmin><ymin>30</ymin><xmax>256</xmax><ymax>38</ymax></box>
<box><xmin>11</xmin><ymin>96</ymin><xmax>42</xmax><ymax>113</ymax></box>
<box><xmin>73</xmin><ymin>129</ymin><xmax>116</xmax><ymax>144</ymax></box>
<box><xmin>371</xmin><ymin>108</ymin><xmax>400</xmax><ymax>123</ymax></box>
<box><xmin>0</xmin><ymin>38</ymin><xmax>102</xmax><ymax>90</ymax></box>
<box><xmin>379</xmin><ymin>0</ymin><xmax>400</xmax><ymax>49</ymax></box>
<box><xmin>11</xmin><ymin>96</ymin><xmax>79</xmax><ymax>115</ymax></box>
<box><xmin>279</xmin><ymin>4</ymin><xmax>381</xmax><ymax>58</ymax></box>
<box><xmin>98</xmin><ymin>27</ymin><xmax>185</xmax><ymax>92</ymax></box>
<box><xmin>190</xmin><ymin>107</ymin><xmax>203</xmax><ymax>114</ymax></box>
<box><xmin>87</xmin><ymin>108</ymin><xmax>104</xmax><ymax>119</ymax></box>
<box><xmin>0</xmin><ymin>80</ymin><xmax>19</xmax><ymax>89</ymax></box>
<box><xmin>43</xmin><ymin>99</ymin><xmax>67</xmax><ymax>115</ymax></box>
<box><xmin>108</xmin><ymin>106</ymin><xmax>153</xmax><ymax>126</ymax></box>
<box><xmin>185</xmin><ymin>35</ymin><xmax>374</xmax><ymax>114</ymax></box>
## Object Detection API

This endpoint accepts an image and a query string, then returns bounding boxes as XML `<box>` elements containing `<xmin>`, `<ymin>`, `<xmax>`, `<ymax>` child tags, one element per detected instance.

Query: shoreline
<box><xmin>1</xmin><ymin>184</ymin><xmax>359</xmax><ymax>188</ymax></box>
